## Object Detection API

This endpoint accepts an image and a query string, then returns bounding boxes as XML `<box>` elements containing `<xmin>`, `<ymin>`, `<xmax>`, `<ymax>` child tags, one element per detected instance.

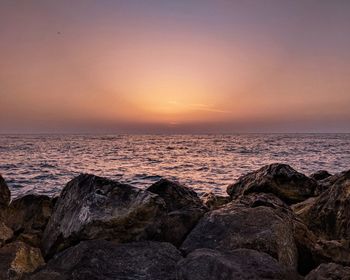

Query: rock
<box><xmin>201</xmin><ymin>192</ymin><xmax>230</xmax><ymax>210</ymax></box>
<box><xmin>227</xmin><ymin>163</ymin><xmax>317</xmax><ymax>204</ymax></box>
<box><xmin>0</xmin><ymin>175</ymin><xmax>11</xmax><ymax>208</ymax></box>
<box><xmin>5</xmin><ymin>195</ymin><xmax>54</xmax><ymax>247</ymax></box>
<box><xmin>310</xmin><ymin>170</ymin><xmax>332</xmax><ymax>181</ymax></box>
<box><xmin>180</xmin><ymin>201</ymin><xmax>298</xmax><ymax>269</ymax></box>
<box><xmin>0</xmin><ymin>222</ymin><xmax>13</xmax><ymax>247</ymax></box>
<box><xmin>41</xmin><ymin>174</ymin><xmax>165</xmax><ymax>258</ymax></box>
<box><xmin>147</xmin><ymin>179</ymin><xmax>207</xmax><ymax>246</ymax></box>
<box><xmin>292</xmin><ymin>218</ymin><xmax>350</xmax><ymax>275</ymax></box>
<box><xmin>29</xmin><ymin>240</ymin><xmax>182</xmax><ymax>280</ymax></box>
<box><xmin>238</xmin><ymin>192</ymin><xmax>291</xmax><ymax>212</ymax></box>
<box><xmin>177</xmin><ymin>248</ymin><xmax>301</xmax><ymax>280</ymax></box>
<box><xmin>295</xmin><ymin>170</ymin><xmax>350</xmax><ymax>240</ymax></box>
<box><xmin>305</xmin><ymin>263</ymin><xmax>350</xmax><ymax>280</ymax></box>
<box><xmin>0</xmin><ymin>241</ymin><xmax>44</xmax><ymax>280</ymax></box>
<box><xmin>315</xmin><ymin>170</ymin><xmax>349</xmax><ymax>194</ymax></box>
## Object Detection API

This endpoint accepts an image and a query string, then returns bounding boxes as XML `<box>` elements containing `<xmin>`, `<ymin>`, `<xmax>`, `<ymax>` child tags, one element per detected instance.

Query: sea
<box><xmin>0</xmin><ymin>134</ymin><xmax>349</xmax><ymax>199</ymax></box>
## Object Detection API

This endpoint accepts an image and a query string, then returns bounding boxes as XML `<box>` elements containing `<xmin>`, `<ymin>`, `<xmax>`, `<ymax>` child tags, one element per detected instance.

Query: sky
<box><xmin>1</xmin><ymin>0</ymin><xmax>350</xmax><ymax>133</ymax></box>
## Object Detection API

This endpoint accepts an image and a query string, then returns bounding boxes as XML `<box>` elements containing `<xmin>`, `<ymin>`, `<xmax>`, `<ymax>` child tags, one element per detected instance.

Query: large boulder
<box><xmin>177</xmin><ymin>248</ymin><xmax>301</xmax><ymax>280</ymax></box>
<box><xmin>0</xmin><ymin>175</ymin><xmax>11</xmax><ymax>208</ymax></box>
<box><xmin>29</xmin><ymin>240</ymin><xmax>182</xmax><ymax>280</ymax></box>
<box><xmin>305</xmin><ymin>263</ymin><xmax>350</xmax><ymax>280</ymax></box>
<box><xmin>147</xmin><ymin>179</ymin><xmax>207</xmax><ymax>246</ymax></box>
<box><xmin>41</xmin><ymin>174</ymin><xmax>166</xmax><ymax>258</ymax></box>
<box><xmin>0</xmin><ymin>241</ymin><xmax>44</xmax><ymax>280</ymax></box>
<box><xmin>4</xmin><ymin>195</ymin><xmax>54</xmax><ymax>247</ymax></box>
<box><xmin>227</xmin><ymin>163</ymin><xmax>317</xmax><ymax>204</ymax></box>
<box><xmin>180</xmin><ymin>201</ymin><xmax>298</xmax><ymax>269</ymax></box>
<box><xmin>295</xmin><ymin>170</ymin><xmax>350</xmax><ymax>240</ymax></box>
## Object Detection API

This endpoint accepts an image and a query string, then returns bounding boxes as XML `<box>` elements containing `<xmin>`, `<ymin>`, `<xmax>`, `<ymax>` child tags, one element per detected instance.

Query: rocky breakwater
<box><xmin>0</xmin><ymin>162</ymin><xmax>349</xmax><ymax>279</ymax></box>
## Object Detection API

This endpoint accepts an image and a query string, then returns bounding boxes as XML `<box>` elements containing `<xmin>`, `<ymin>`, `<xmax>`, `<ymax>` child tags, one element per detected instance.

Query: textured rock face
<box><xmin>296</xmin><ymin>170</ymin><xmax>350</xmax><ymax>240</ymax></box>
<box><xmin>310</xmin><ymin>170</ymin><xmax>332</xmax><ymax>181</ymax></box>
<box><xmin>0</xmin><ymin>175</ymin><xmax>11</xmax><ymax>208</ymax></box>
<box><xmin>41</xmin><ymin>174</ymin><xmax>166</xmax><ymax>258</ymax></box>
<box><xmin>5</xmin><ymin>195</ymin><xmax>53</xmax><ymax>247</ymax></box>
<box><xmin>177</xmin><ymin>248</ymin><xmax>301</xmax><ymax>280</ymax></box>
<box><xmin>305</xmin><ymin>263</ymin><xmax>350</xmax><ymax>280</ymax></box>
<box><xmin>180</xmin><ymin>202</ymin><xmax>298</xmax><ymax>269</ymax></box>
<box><xmin>29</xmin><ymin>240</ymin><xmax>182</xmax><ymax>280</ymax></box>
<box><xmin>0</xmin><ymin>241</ymin><xmax>44</xmax><ymax>280</ymax></box>
<box><xmin>227</xmin><ymin>163</ymin><xmax>317</xmax><ymax>204</ymax></box>
<box><xmin>201</xmin><ymin>192</ymin><xmax>230</xmax><ymax>210</ymax></box>
<box><xmin>147</xmin><ymin>179</ymin><xmax>207</xmax><ymax>246</ymax></box>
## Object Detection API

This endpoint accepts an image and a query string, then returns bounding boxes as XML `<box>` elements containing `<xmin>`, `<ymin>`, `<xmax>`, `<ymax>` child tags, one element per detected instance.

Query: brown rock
<box><xmin>5</xmin><ymin>195</ymin><xmax>53</xmax><ymax>247</ymax></box>
<box><xmin>0</xmin><ymin>241</ymin><xmax>44</xmax><ymax>280</ymax></box>
<box><xmin>0</xmin><ymin>222</ymin><xmax>13</xmax><ymax>247</ymax></box>
<box><xmin>201</xmin><ymin>191</ymin><xmax>230</xmax><ymax>210</ymax></box>
<box><xmin>227</xmin><ymin>163</ymin><xmax>317</xmax><ymax>204</ymax></box>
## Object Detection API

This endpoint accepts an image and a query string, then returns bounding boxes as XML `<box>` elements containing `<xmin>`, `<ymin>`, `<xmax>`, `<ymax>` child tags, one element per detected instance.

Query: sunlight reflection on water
<box><xmin>1</xmin><ymin>134</ymin><xmax>349</xmax><ymax>198</ymax></box>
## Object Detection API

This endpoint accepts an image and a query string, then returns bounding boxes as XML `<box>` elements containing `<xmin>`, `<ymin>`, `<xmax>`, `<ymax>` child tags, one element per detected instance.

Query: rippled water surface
<box><xmin>1</xmin><ymin>134</ymin><xmax>350</xmax><ymax>198</ymax></box>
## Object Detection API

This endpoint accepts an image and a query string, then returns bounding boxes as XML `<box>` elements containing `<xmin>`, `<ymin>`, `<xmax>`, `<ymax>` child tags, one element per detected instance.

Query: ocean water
<box><xmin>0</xmin><ymin>134</ymin><xmax>349</xmax><ymax>198</ymax></box>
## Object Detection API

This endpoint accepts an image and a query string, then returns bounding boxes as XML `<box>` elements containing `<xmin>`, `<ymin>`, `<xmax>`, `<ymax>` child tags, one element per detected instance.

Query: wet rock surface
<box><xmin>29</xmin><ymin>240</ymin><xmax>182</xmax><ymax>280</ymax></box>
<box><xmin>147</xmin><ymin>179</ymin><xmax>207</xmax><ymax>246</ymax></box>
<box><xmin>227</xmin><ymin>163</ymin><xmax>317</xmax><ymax>204</ymax></box>
<box><xmin>41</xmin><ymin>174</ymin><xmax>166</xmax><ymax>258</ymax></box>
<box><xmin>177</xmin><ymin>248</ymin><xmax>301</xmax><ymax>280</ymax></box>
<box><xmin>310</xmin><ymin>170</ymin><xmax>332</xmax><ymax>181</ymax></box>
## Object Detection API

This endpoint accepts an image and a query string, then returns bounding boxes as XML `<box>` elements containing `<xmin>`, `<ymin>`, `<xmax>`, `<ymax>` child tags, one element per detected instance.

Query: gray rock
<box><xmin>305</xmin><ymin>263</ymin><xmax>350</xmax><ymax>280</ymax></box>
<box><xmin>29</xmin><ymin>240</ymin><xmax>182</xmax><ymax>280</ymax></box>
<box><xmin>147</xmin><ymin>179</ymin><xmax>207</xmax><ymax>246</ymax></box>
<box><xmin>227</xmin><ymin>163</ymin><xmax>317</xmax><ymax>204</ymax></box>
<box><xmin>177</xmin><ymin>248</ymin><xmax>301</xmax><ymax>280</ymax></box>
<box><xmin>41</xmin><ymin>174</ymin><xmax>166</xmax><ymax>258</ymax></box>
<box><xmin>180</xmin><ymin>201</ymin><xmax>298</xmax><ymax>269</ymax></box>
<box><xmin>0</xmin><ymin>175</ymin><xmax>11</xmax><ymax>208</ymax></box>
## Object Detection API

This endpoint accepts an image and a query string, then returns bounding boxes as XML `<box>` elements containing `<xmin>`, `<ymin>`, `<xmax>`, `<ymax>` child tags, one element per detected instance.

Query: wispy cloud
<box><xmin>167</xmin><ymin>101</ymin><xmax>230</xmax><ymax>114</ymax></box>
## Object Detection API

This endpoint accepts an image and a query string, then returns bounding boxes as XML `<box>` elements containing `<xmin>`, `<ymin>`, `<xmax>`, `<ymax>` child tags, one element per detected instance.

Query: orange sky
<box><xmin>1</xmin><ymin>1</ymin><xmax>350</xmax><ymax>133</ymax></box>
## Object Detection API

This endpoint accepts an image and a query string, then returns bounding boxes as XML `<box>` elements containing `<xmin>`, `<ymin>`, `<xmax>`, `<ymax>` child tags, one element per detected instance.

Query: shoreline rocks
<box><xmin>0</xmin><ymin>163</ymin><xmax>350</xmax><ymax>279</ymax></box>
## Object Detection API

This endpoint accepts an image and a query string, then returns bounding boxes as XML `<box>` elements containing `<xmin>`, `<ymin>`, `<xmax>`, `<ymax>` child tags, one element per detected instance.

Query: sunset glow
<box><xmin>1</xmin><ymin>0</ymin><xmax>350</xmax><ymax>133</ymax></box>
